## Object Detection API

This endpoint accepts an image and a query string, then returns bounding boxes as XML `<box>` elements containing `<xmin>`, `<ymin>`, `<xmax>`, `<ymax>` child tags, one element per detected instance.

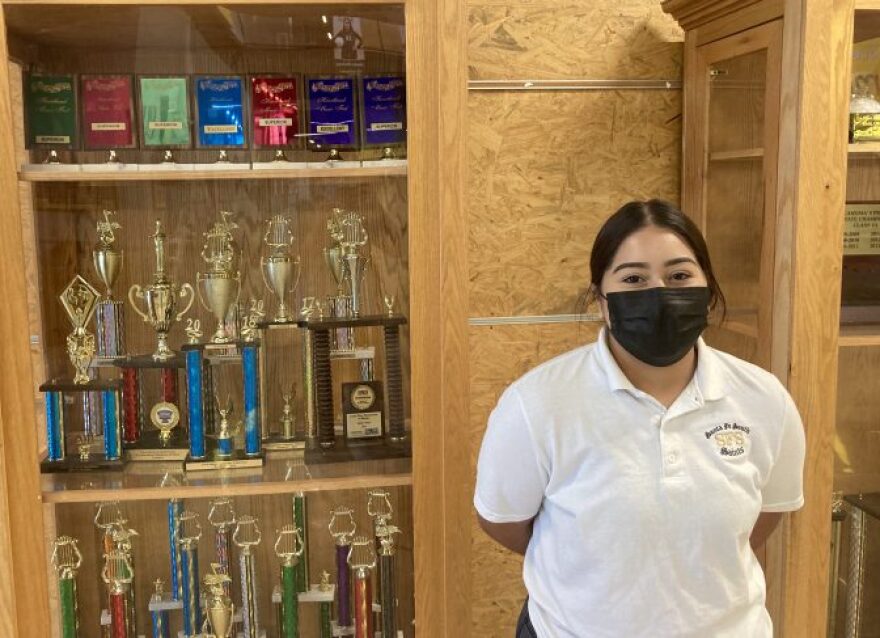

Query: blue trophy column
<box><xmin>45</xmin><ymin>391</ymin><xmax>65</xmax><ymax>461</ymax></box>
<box><xmin>101</xmin><ymin>389</ymin><xmax>121</xmax><ymax>460</ymax></box>
<box><xmin>242</xmin><ymin>343</ymin><xmax>261</xmax><ymax>456</ymax></box>
<box><xmin>185</xmin><ymin>348</ymin><xmax>206</xmax><ymax>459</ymax></box>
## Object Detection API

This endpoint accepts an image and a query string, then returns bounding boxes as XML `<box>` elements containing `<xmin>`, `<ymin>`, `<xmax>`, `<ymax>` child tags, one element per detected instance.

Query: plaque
<box><xmin>342</xmin><ymin>381</ymin><xmax>384</xmax><ymax>441</ymax></box>
<box><xmin>81</xmin><ymin>75</ymin><xmax>136</xmax><ymax>150</ymax></box>
<box><xmin>306</xmin><ymin>77</ymin><xmax>358</xmax><ymax>149</ymax></box>
<box><xmin>139</xmin><ymin>76</ymin><xmax>192</xmax><ymax>148</ymax></box>
<box><xmin>24</xmin><ymin>74</ymin><xmax>78</xmax><ymax>149</ymax></box>
<box><xmin>194</xmin><ymin>76</ymin><xmax>246</xmax><ymax>148</ymax></box>
<box><xmin>251</xmin><ymin>76</ymin><xmax>300</xmax><ymax>149</ymax></box>
<box><xmin>360</xmin><ymin>76</ymin><xmax>406</xmax><ymax>148</ymax></box>
<box><xmin>844</xmin><ymin>204</ymin><xmax>880</xmax><ymax>255</ymax></box>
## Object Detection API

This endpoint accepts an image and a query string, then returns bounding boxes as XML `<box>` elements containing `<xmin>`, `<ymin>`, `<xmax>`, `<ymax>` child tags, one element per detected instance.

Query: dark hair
<box><xmin>585</xmin><ymin>199</ymin><xmax>726</xmax><ymax>318</ymax></box>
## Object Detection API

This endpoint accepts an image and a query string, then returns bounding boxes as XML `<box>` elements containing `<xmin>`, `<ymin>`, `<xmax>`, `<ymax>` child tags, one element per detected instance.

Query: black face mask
<box><xmin>604</xmin><ymin>286</ymin><xmax>710</xmax><ymax>367</ymax></box>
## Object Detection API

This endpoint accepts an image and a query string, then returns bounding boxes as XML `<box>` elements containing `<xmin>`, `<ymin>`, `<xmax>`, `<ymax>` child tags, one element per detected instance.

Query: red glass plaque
<box><xmin>251</xmin><ymin>76</ymin><xmax>299</xmax><ymax>148</ymax></box>
<box><xmin>81</xmin><ymin>75</ymin><xmax>136</xmax><ymax>149</ymax></box>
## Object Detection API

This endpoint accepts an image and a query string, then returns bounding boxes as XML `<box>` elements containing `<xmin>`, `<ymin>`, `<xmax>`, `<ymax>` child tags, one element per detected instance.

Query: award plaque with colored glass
<box><xmin>193</xmin><ymin>75</ymin><xmax>246</xmax><ymax>165</ymax></box>
<box><xmin>359</xmin><ymin>75</ymin><xmax>407</xmax><ymax>163</ymax></box>
<box><xmin>305</xmin><ymin>76</ymin><xmax>360</xmax><ymax>166</ymax></box>
<box><xmin>138</xmin><ymin>75</ymin><xmax>192</xmax><ymax>166</ymax></box>
<box><xmin>23</xmin><ymin>73</ymin><xmax>78</xmax><ymax>167</ymax></box>
<box><xmin>80</xmin><ymin>74</ymin><xmax>137</xmax><ymax>153</ymax></box>
<box><xmin>250</xmin><ymin>75</ymin><xmax>302</xmax><ymax>166</ymax></box>
<box><xmin>41</xmin><ymin>275</ymin><xmax>125</xmax><ymax>472</ymax></box>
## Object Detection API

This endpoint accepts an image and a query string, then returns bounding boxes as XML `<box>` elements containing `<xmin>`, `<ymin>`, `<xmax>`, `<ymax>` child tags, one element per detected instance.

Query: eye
<box><xmin>621</xmin><ymin>274</ymin><xmax>645</xmax><ymax>285</ymax></box>
<box><xmin>669</xmin><ymin>270</ymin><xmax>694</xmax><ymax>282</ymax></box>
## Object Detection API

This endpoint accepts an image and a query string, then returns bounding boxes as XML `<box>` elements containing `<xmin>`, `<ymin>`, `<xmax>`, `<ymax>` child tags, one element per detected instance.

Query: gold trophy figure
<box><xmin>92</xmin><ymin>210</ymin><xmax>126</xmax><ymax>357</ymax></box>
<box><xmin>60</xmin><ymin>275</ymin><xmax>100</xmax><ymax>384</ymax></box>
<box><xmin>215</xmin><ymin>397</ymin><xmax>240</xmax><ymax>458</ymax></box>
<box><xmin>279</xmin><ymin>385</ymin><xmax>296</xmax><ymax>440</ymax></box>
<box><xmin>203</xmin><ymin>564</ymin><xmax>234</xmax><ymax>638</ymax></box>
<box><xmin>129</xmin><ymin>221</ymin><xmax>195</xmax><ymax>360</ymax></box>
<box><xmin>198</xmin><ymin>212</ymin><xmax>242</xmax><ymax>344</ymax></box>
<box><xmin>261</xmin><ymin>215</ymin><xmax>301</xmax><ymax>323</ymax></box>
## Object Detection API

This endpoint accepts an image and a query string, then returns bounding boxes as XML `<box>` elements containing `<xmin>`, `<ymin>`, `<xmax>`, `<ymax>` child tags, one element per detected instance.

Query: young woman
<box><xmin>474</xmin><ymin>200</ymin><xmax>806</xmax><ymax>638</ymax></box>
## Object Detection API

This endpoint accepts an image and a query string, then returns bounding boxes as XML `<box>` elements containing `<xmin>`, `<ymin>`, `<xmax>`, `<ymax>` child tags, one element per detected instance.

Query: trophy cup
<box><xmin>346</xmin><ymin>536</ymin><xmax>377</xmax><ymax>638</ymax></box>
<box><xmin>52</xmin><ymin>536</ymin><xmax>83</xmax><ymax>638</ymax></box>
<box><xmin>204</xmin><ymin>564</ymin><xmax>234</xmax><ymax>638</ymax></box>
<box><xmin>233</xmin><ymin>515</ymin><xmax>263</xmax><ymax>638</ymax></box>
<box><xmin>275</xmin><ymin>524</ymin><xmax>305</xmax><ymax>638</ymax></box>
<box><xmin>129</xmin><ymin>221</ymin><xmax>195</xmax><ymax>360</ymax></box>
<box><xmin>177</xmin><ymin>510</ymin><xmax>203</xmax><ymax>638</ymax></box>
<box><xmin>197</xmin><ymin>211</ymin><xmax>241</xmax><ymax>344</ymax></box>
<box><xmin>92</xmin><ymin>210</ymin><xmax>126</xmax><ymax>357</ymax></box>
<box><xmin>102</xmin><ymin>549</ymin><xmax>134</xmax><ymax>638</ymax></box>
<box><xmin>328</xmin><ymin>506</ymin><xmax>357</xmax><ymax>629</ymax></box>
<box><xmin>261</xmin><ymin>215</ymin><xmax>301</xmax><ymax>323</ymax></box>
<box><xmin>208</xmin><ymin>497</ymin><xmax>237</xmax><ymax>596</ymax></box>
<box><xmin>60</xmin><ymin>275</ymin><xmax>100</xmax><ymax>384</ymax></box>
<box><xmin>376</xmin><ymin>524</ymin><xmax>401</xmax><ymax>638</ymax></box>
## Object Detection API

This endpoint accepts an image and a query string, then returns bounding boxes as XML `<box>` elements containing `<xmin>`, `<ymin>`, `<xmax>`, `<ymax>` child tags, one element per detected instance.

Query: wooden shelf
<box><xmin>839</xmin><ymin>324</ymin><xmax>880</xmax><ymax>346</ymax></box>
<box><xmin>849</xmin><ymin>142</ymin><xmax>880</xmax><ymax>155</ymax></box>
<box><xmin>19</xmin><ymin>164</ymin><xmax>408</xmax><ymax>183</ymax></box>
<box><xmin>708</xmin><ymin>147</ymin><xmax>764</xmax><ymax>161</ymax></box>
<box><xmin>40</xmin><ymin>452</ymin><xmax>412</xmax><ymax>504</ymax></box>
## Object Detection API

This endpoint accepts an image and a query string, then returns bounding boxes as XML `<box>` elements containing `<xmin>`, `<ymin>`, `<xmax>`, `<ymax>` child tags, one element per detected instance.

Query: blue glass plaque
<box><xmin>361</xmin><ymin>76</ymin><xmax>406</xmax><ymax>147</ymax></box>
<box><xmin>306</xmin><ymin>77</ymin><xmax>357</xmax><ymax>148</ymax></box>
<box><xmin>194</xmin><ymin>76</ymin><xmax>246</xmax><ymax>148</ymax></box>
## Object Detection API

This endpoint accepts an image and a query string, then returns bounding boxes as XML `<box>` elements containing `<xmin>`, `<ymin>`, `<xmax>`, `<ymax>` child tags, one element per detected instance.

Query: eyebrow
<box><xmin>611</xmin><ymin>257</ymin><xmax>698</xmax><ymax>274</ymax></box>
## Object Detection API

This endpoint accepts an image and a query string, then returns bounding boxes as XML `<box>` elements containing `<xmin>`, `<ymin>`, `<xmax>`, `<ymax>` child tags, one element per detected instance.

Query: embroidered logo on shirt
<box><xmin>704</xmin><ymin>422</ymin><xmax>750</xmax><ymax>458</ymax></box>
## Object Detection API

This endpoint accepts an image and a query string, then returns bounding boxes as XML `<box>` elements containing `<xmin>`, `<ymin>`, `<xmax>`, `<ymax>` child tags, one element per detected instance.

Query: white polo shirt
<box><xmin>474</xmin><ymin>329</ymin><xmax>805</xmax><ymax>638</ymax></box>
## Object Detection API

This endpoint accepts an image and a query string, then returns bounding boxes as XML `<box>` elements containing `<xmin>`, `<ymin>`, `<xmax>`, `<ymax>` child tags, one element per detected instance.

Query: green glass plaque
<box><xmin>24</xmin><ymin>74</ymin><xmax>77</xmax><ymax>148</ymax></box>
<box><xmin>139</xmin><ymin>76</ymin><xmax>192</xmax><ymax>148</ymax></box>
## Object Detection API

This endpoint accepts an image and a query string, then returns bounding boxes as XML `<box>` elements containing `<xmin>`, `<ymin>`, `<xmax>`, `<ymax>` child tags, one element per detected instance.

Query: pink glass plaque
<box><xmin>251</xmin><ymin>76</ymin><xmax>299</xmax><ymax>148</ymax></box>
<box><xmin>82</xmin><ymin>75</ymin><xmax>135</xmax><ymax>149</ymax></box>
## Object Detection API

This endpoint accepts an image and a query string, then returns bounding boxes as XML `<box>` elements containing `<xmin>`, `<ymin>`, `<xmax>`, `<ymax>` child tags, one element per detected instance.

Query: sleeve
<box><xmin>760</xmin><ymin>388</ymin><xmax>806</xmax><ymax>513</ymax></box>
<box><xmin>473</xmin><ymin>385</ymin><xmax>549</xmax><ymax>523</ymax></box>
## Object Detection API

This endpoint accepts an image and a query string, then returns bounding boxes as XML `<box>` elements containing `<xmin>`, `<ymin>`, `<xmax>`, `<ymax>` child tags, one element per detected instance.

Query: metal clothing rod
<box><xmin>468</xmin><ymin>79</ymin><xmax>682</xmax><ymax>92</ymax></box>
<box><xmin>469</xmin><ymin>314</ymin><xmax>602</xmax><ymax>326</ymax></box>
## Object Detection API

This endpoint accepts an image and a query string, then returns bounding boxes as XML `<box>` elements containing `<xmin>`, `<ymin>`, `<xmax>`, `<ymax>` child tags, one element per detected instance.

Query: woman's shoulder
<box><xmin>510</xmin><ymin>342</ymin><xmax>601</xmax><ymax>398</ymax></box>
<box><xmin>702</xmin><ymin>342</ymin><xmax>787</xmax><ymax>398</ymax></box>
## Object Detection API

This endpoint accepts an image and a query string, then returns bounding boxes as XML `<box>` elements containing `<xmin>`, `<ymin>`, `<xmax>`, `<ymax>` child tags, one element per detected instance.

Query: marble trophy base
<box><xmin>185</xmin><ymin>449</ymin><xmax>265</xmax><ymax>472</ymax></box>
<box><xmin>125</xmin><ymin>428</ymin><xmax>189</xmax><ymax>462</ymax></box>
<box><xmin>263</xmin><ymin>434</ymin><xmax>306</xmax><ymax>451</ymax></box>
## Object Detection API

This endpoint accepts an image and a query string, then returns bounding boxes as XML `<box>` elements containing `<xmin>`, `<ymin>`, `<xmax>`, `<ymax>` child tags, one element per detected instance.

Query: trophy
<box><xmin>215</xmin><ymin>397</ymin><xmax>239</xmax><ymax>459</ymax></box>
<box><xmin>347</xmin><ymin>536</ymin><xmax>377</xmax><ymax>638</ymax></box>
<box><xmin>92</xmin><ymin>210</ymin><xmax>126</xmax><ymax>357</ymax></box>
<box><xmin>280</xmin><ymin>386</ymin><xmax>296</xmax><ymax>440</ymax></box>
<box><xmin>176</xmin><ymin>510</ymin><xmax>203</xmax><ymax>638</ymax></box>
<box><xmin>233</xmin><ymin>515</ymin><xmax>263</xmax><ymax>638</ymax></box>
<box><xmin>328</xmin><ymin>506</ymin><xmax>357</xmax><ymax>629</ymax></box>
<box><xmin>197</xmin><ymin>211</ymin><xmax>241</xmax><ymax>344</ymax></box>
<box><xmin>208</xmin><ymin>497</ymin><xmax>237</xmax><ymax>596</ymax></box>
<box><xmin>336</xmin><ymin>209</ymin><xmax>369</xmax><ymax>318</ymax></box>
<box><xmin>293</xmin><ymin>492</ymin><xmax>309</xmax><ymax>593</ymax></box>
<box><xmin>167</xmin><ymin>497</ymin><xmax>183</xmax><ymax>602</ymax></box>
<box><xmin>102</xmin><ymin>549</ymin><xmax>134</xmax><ymax>638</ymax></box>
<box><xmin>261</xmin><ymin>215</ymin><xmax>301</xmax><ymax>323</ymax></box>
<box><xmin>60</xmin><ymin>275</ymin><xmax>100</xmax><ymax>384</ymax></box>
<box><xmin>129</xmin><ymin>221</ymin><xmax>195</xmax><ymax>360</ymax></box>
<box><xmin>376</xmin><ymin>524</ymin><xmax>401</xmax><ymax>638</ymax></box>
<box><xmin>51</xmin><ymin>536</ymin><xmax>83</xmax><ymax>638</ymax></box>
<box><xmin>275</xmin><ymin>524</ymin><xmax>305</xmax><ymax>638</ymax></box>
<box><xmin>112</xmin><ymin>522</ymin><xmax>140</xmax><ymax>637</ymax></box>
<box><xmin>204</xmin><ymin>564</ymin><xmax>234</xmax><ymax>638</ymax></box>
<box><xmin>149</xmin><ymin>579</ymin><xmax>178</xmax><ymax>638</ymax></box>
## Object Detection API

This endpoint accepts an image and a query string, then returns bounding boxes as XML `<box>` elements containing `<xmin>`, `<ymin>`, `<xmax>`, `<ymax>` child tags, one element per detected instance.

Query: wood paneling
<box><xmin>468</xmin><ymin>89</ymin><xmax>681</xmax><ymax>317</ymax></box>
<box><xmin>467</xmin><ymin>321</ymin><xmax>598</xmax><ymax>634</ymax></box>
<box><xmin>468</xmin><ymin>1</ymin><xmax>683</xmax><ymax>81</ymax></box>
<box><xmin>836</xmin><ymin>347</ymin><xmax>880</xmax><ymax>495</ymax></box>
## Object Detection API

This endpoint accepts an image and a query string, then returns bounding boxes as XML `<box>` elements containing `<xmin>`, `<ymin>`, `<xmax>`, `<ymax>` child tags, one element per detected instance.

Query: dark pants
<box><xmin>516</xmin><ymin>598</ymin><xmax>537</xmax><ymax>638</ymax></box>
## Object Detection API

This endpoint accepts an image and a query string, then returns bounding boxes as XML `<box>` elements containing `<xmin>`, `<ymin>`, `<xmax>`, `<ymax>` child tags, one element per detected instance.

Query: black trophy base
<box><xmin>304</xmin><ymin>435</ymin><xmax>411</xmax><ymax>465</ymax></box>
<box><xmin>40</xmin><ymin>454</ymin><xmax>125</xmax><ymax>473</ymax></box>
<box><xmin>124</xmin><ymin>429</ymin><xmax>189</xmax><ymax>462</ymax></box>
<box><xmin>185</xmin><ymin>449</ymin><xmax>265</xmax><ymax>472</ymax></box>
<box><xmin>263</xmin><ymin>434</ymin><xmax>306</xmax><ymax>451</ymax></box>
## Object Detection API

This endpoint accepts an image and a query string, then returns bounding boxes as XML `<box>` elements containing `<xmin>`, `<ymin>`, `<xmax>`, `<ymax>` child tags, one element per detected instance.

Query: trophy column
<box><xmin>275</xmin><ymin>525</ymin><xmax>305</xmax><ymax>638</ymax></box>
<box><xmin>177</xmin><ymin>511</ymin><xmax>203</xmax><ymax>637</ymax></box>
<box><xmin>184</xmin><ymin>346</ymin><xmax>207</xmax><ymax>460</ymax></box>
<box><xmin>377</xmin><ymin>524</ymin><xmax>401</xmax><ymax>638</ymax></box>
<box><xmin>102</xmin><ymin>549</ymin><xmax>134</xmax><ymax>638</ymax></box>
<box><xmin>383</xmin><ymin>325</ymin><xmax>406</xmax><ymax>442</ymax></box>
<box><xmin>328</xmin><ymin>506</ymin><xmax>356</xmax><ymax>631</ymax></box>
<box><xmin>234</xmin><ymin>515</ymin><xmax>263</xmax><ymax>638</ymax></box>
<box><xmin>347</xmin><ymin>537</ymin><xmax>377</xmax><ymax>638</ymax></box>
<box><xmin>167</xmin><ymin>499</ymin><xmax>183</xmax><ymax>601</ymax></box>
<box><xmin>208</xmin><ymin>498</ymin><xmax>237</xmax><ymax>597</ymax></box>
<box><xmin>121</xmin><ymin>368</ymin><xmax>140</xmax><ymax>444</ymax></box>
<box><xmin>293</xmin><ymin>493</ymin><xmax>309</xmax><ymax>593</ymax></box>
<box><xmin>242</xmin><ymin>341</ymin><xmax>262</xmax><ymax>456</ymax></box>
<box><xmin>52</xmin><ymin>536</ymin><xmax>83</xmax><ymax>638</ymax></box>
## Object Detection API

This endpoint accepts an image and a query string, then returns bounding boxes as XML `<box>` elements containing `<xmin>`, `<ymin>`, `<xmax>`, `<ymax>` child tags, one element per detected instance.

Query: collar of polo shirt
<box><xmin>595</xmin><ymin>327</ymin><xmax>725</xmax><ymax>402</ymax></box>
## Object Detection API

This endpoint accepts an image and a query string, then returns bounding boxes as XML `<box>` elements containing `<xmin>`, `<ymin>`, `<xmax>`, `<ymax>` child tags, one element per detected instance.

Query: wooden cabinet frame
<box><xmin>0</xmin><ymin>1</ymin><xmax>469</xmax><ymax>636</ymax></box>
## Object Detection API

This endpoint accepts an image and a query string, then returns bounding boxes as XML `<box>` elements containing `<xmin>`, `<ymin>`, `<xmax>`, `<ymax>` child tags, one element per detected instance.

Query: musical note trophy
<box><xmin>262</xmin><ymin>215</ymin><xmax>300</xmax><ymax>323</ymax></box>
<box><xmin>197</xmin><ymin>211</ymin><xmax>241</xmax><ymax>344</ymax></box>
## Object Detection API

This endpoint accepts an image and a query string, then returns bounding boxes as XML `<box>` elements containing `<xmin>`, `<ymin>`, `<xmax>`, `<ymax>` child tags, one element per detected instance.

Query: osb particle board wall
<box><xmin>465</xmin><ymin>0</ymin><xmax>683</xmax><ymax>634</ymax></box>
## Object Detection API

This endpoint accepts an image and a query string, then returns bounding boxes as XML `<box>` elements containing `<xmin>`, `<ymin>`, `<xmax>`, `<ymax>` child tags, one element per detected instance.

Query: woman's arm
<box><xmin>477</xmin><ymin>513</ymin><xmax>535</xmax><ymax>556</ymax></box>
<box><xmin>750</xmin><ymin>512</ymin><xmax>783</xmax><ymax>550</ymax></box>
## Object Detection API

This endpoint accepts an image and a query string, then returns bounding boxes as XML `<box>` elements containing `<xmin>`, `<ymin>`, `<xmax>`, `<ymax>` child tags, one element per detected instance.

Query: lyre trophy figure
<box><xmin>129</xmin><ymin>221</ymin><xmax>195</xmax><ymax>360</ymax></box>
<box><xmin>261</xmin><ymin>215</ymin><xmax>301</xmax><ymax>323</ymax></box>
<box><xmin>197</xmin><ymin>211</ymin><xmax>241</xmax><ymax>344</ymax></box>
<box><xmin>52</xmin><ymin>535</ymin><xmax>83</xmax><ymax>638</ymax></box>
<box><xmin>102</xmin><ymin>549</ymin><xmax>134</xmax><ymax>638</ymax></box>
<box><xmin>92</xmin><ymin>210</ymin><xmax>126</xmax><ymax>357</ymax></box>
